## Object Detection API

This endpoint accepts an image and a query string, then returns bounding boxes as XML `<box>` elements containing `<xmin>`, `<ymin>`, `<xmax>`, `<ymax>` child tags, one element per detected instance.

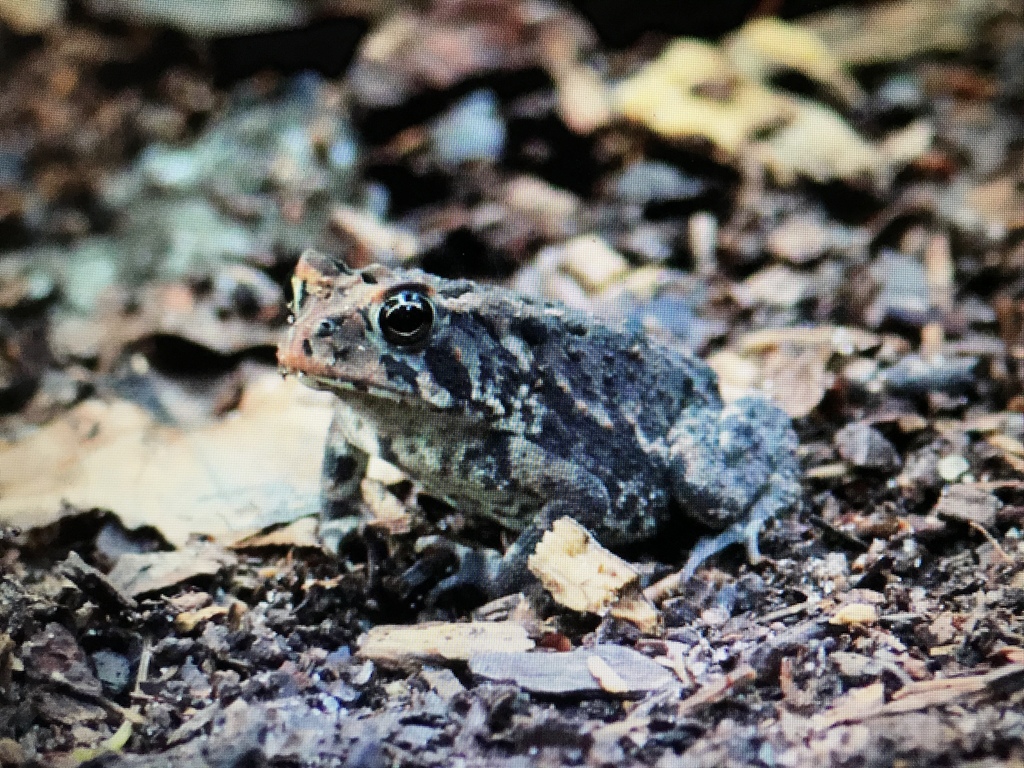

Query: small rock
<box><xmin>866</xmin><ymin>251</ymin><xmax>931</xmax><ymax>328</ymax></box>
<box><xmin>881</xmin><ymin>354</ymin><xmax>979</xmax><ymax>395</ymax></box>
<box><xmin>91</xmin><ymin>650</ymin><xmax>133</xmax><ymax>695</ymax></box>
<box><xmin>936</xmin><ymin>454</ymin><xmax>970</xmax><ymax>482</ymax></box>
<box><xmin>767</xmin><ymin>214</ymin><xmax>867</xmax><ymax>265</ymax></box>
<box><xmin>614</xmin><ymin>160</ymin><xmax>707</xmax><ymax>208</ymax></box>
<box><xmin>932</xmin><ymin>484</ymin><xmax>1001</xmax><ymax>527</ymax></box>
<box><xmin>432</xmin><ymin>90</ymin><xmax>506</xmax><ymax>165</ymax></box>
<box><xmin>556</xmin><ymin>235</ymin><xmax>630</xmax><ymax>292</ymax></box>
<box><xmin>835</xmin><ymin>422</ymin><xmax>902</xmax><ymax>472</ymax></box>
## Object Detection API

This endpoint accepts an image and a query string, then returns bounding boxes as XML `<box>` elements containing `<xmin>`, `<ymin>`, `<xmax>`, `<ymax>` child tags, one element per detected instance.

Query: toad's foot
<box><xmin>679</xmin><ymin>481</ymin><xmax>795</xmax><ymax>579</ymax></box>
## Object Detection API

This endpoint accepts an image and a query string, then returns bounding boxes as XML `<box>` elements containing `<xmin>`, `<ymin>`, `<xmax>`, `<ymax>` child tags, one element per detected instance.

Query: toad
<box><xmin>278</xmin><ymin>250</ymin><xmax>801</xmax><ymax>597</ymax></box>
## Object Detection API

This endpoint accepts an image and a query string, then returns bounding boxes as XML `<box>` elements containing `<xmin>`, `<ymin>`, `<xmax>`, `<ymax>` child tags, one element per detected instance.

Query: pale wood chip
<box><xmin>676</xmin><ymin>664</ymin><xmax>757</xmax><ymax>716</ymax></box>
<box><xmin>174</xmin><ymin>605</ymin><xmax>229</xmax><ymax>632</ymax></box>
<box><xmin>587</xmin><ymin>654</ymin><xmax>630</xmax><ymax>694</ymax></box>
<box><xmin>830</xmin><ymin>603</ymin><xmax>878</xmax><ymax>626</ymax></box>
<box><xmin>528</xmin><ymin>516</ymin><xmax>640</xmax><ymax>614</ymax></box>
<box><xmin>357</xmin><ymin>622</ymin><xmax>534</xmax><ymax>668</ymax></box>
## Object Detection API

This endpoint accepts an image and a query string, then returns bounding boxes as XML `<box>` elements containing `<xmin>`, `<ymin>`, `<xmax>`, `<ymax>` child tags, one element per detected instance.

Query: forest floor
<box><xmin>2</xmin><ymin>1</ymin><xmax>1024</xmax><ymax>766</ymax></box>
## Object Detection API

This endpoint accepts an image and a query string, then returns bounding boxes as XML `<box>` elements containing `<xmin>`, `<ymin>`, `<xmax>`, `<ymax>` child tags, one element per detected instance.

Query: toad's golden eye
<box><xmin>379</xmin><ymin>287</ymin><xmax>434</xmax><ymax>346</ymax></box>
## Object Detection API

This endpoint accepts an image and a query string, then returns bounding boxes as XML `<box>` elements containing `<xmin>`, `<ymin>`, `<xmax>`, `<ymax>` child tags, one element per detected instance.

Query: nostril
<box><xmin>301</xmin><ymin>339</ymin><xmax>313</xmax><ymax>356</ymax></box>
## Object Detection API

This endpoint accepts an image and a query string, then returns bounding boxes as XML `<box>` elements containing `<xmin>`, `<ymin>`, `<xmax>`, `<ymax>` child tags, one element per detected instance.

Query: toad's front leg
<box><xmin>667</xmin><ymin>397</ymin><xmax>801</xmax><ymax>577</ymax></box>
<box><xmin>319</xmin><ymin>409</ymin><xmax>370</xmax><ymax>550</ymax></box>
<box><xmin>426</xmin><ymin>438</ymin><xmax>615</xmax><ymax>602</ymax></box>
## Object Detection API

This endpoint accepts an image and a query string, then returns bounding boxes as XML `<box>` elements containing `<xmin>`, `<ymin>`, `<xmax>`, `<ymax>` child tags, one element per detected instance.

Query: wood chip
<box><xmin>587</xmin><ymin>654</ymin><xmax>630</xmax><ymax>694</ymax></box>
<box><xmin>174</xmin><ymin>605</ymin><xmax>229</xmax><ymax>632</ymax></box>
<box><xmin>527</xmin><ymin>517</ymin><xmax>641</xmax><ymax>614</ymax></box>
<box><xmin>817</xmin><ymin>664</ymin><xmax>1024</xmax><ymax>726</ymax></box>
<box><xmin>416</xmin><ymin>668</ymin><xmax>466</xmax><ymax>703</ymax></box>
<box><xmin>357</xmin><ymin>622</ymin><xmax>534</xmax><ymax>668</ymax></box>
<box><xmin>830</xmin><ymin>603</ymin><xmax>878</xmax><ymax>626</ymax></box>
<box><xmin>359</xmin><ymin>478</ymin><xmax>411</xmax><ymax>534</ymax></box>
<box><xmin>676</xmin><ymin>664</ymin><xmax>757</xmax><ymax>716</ymax></box>
<box><xmin>736</xmin><ymin>326</ymin><xmax>880</xmax><ymax>355</ymax></box>
<box><xmin>469</xmin><ymin>644</ymin><xmax>674</xmax><ymax>696</ymax></box>
<box><xmin>557</xmin><ymin>235</ymin><xmax>630</xmax><ymax>292</ymax></box>
<box><xmin>815</xmin><ymin>682</ymin><xmax>886</xmax><ymax>728</ymax></box>
<box><xmin>608</xmin><ymin>591</ymin><xmax>662</xmax><ymax>635</ymax></box>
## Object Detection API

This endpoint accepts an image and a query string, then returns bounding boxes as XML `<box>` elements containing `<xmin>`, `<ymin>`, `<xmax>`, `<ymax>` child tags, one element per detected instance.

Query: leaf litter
<box><xmin>2</xmin><ymin>1</ymin><xmax>1024</xmax><ymax>766</ymax></box>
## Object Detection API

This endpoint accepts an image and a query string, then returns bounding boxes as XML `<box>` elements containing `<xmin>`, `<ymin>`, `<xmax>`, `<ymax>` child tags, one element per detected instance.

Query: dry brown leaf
<box><xmin>723</xmin><ymin>17</ymin><xmax>865</xmax><ymax>106</ymax></box>
<box><xmin>752</xmin><ymin>99</ymin><xmax>887</xmax><ymax>186</ymax></box>
<box><xmin>614</xmin><ymin>25</ymin><xmax>929</xmax><ymax>187</ymax></box>
<box><xmin>711</xmin><ymin>342</ymin><xmax>835</xmax><ymax>419</ymax></box>
<box><xmin>352</xmin><ymin>3</ymin><xmax>530</xmax><ymax>93</ymax></box>
<box><xmin>0</xmin><ymin>375</ymin><xmax>333</xmax><ymax>547</ymax></box>
<box><xmin>107</xmin><ymin>541</ymin><xmax>237</xmax><ymax>597</ymax></box>
<box><xmin>714</xmin><ymin>325</ymin><xmax>882</xmax><ymax>418</ymax></box>
<box><xmin>50</xmin><ymin>268</ymin><xmax>285</xmax><ymax>370</ymax></box>
<box><xmin>231</xmin><ymin>516</ymin><xmax>322</xmax><ymax>550</ymax></box>
<box><xmin>614</xmin><ymin>39</ymin><xmax>791</xmax><ymax>156</ymax></box>
<box><xmin>759</xmin><ymin>347</ymin><xmax>834</xmax><ymax>419</ymax></box>
<box><xmin>803</xmin><ymin>0</ymin><xmax>1009</xmax><ymax>65</ymax></box>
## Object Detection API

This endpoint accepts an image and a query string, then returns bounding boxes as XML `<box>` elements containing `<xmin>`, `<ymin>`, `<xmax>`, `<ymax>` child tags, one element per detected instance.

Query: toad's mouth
<box><xmin>277</xmin><ymin>335</ymin><xmax>423</xmax><ymax>405</ymax></box>
<box><xmin>294</xmin><ymin>372</ymin><xmax>411</xmax><ymax>403</ymax></box>
<box><xmin>292</xmin><ymin>372</ymin><xmax>468</xmax><ymax>415</ymax></box>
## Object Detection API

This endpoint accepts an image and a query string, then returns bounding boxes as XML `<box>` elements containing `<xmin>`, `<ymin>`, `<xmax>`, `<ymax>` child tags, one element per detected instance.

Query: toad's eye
<box><xmin>379</xmin><ymin>288</ymin><xmax>434</xmax><ymax>346</ymax></box>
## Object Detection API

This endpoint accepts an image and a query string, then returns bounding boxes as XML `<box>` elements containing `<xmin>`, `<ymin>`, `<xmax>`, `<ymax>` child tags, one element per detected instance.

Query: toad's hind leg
<box><xmin>679</xmin><ymin>483</ymin><xmax>799</xmax><ymax>578</ymax></box>
<box><xmin>669</xmin><ymin>396</ymin><xmax>801</xmax><ymax>577</ymax></box>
